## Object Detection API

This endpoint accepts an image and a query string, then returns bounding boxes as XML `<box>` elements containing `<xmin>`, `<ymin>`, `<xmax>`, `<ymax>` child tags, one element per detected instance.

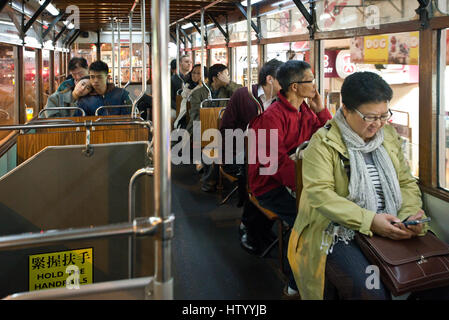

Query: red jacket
<box><xmin>248</xmin><ymin>91</ymin><xmax>332</xmax><ymax>197</ymax></box>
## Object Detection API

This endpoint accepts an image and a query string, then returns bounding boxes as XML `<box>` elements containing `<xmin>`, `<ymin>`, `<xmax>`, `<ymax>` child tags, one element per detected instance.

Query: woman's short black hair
<box><xmin>68</xmin><ymin>57</ymin><xmax>88</xmax><ymax>71</ymax></box>
<box><xmin>276</xmin><ymin>60</ymin><xmax>311</xmax><ymax>93</ymax></box>
<box><xmin>187</xmin><ymin>64</ymin><xmax>208</xmax><ymax>88</ymax></box>
<box><xmin>89</xmin><ymin>60</ymin><xmax>109</xmax><ymax>74</ymax></box>
<box><xmin>258</xmin><ymin>59</ymin><xmax>283</xmax><ymax>86</ymax></box>
<box><xmin>341</xmin><ymin>72</ymin><xmax>393</xmax><ymax>111</ymax></box>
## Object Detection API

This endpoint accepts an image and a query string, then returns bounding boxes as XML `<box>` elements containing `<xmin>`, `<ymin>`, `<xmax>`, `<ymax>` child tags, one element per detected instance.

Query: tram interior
<box><xmin>0</xmin><ymin>0</ymin><xmax>448</xmax><ymax>300</ymax></box>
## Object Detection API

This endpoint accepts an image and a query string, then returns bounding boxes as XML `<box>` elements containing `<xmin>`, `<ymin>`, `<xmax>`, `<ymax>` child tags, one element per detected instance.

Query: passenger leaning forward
<box><xmin>187</xmin><ymin>63</ymin><xmax>242</xmax><ymax>192</ymax></box>
<box><xmin>248</xmin><ymin>60</ymin><xmax>332</xmax><ymax>296</ymax></box>
<box><xmin>287</xmin><ymin>71</ymin><xmax>449</xmax><ymax>300</ymax></box>
<box><xmin>77</xmin><ymin>60</ymin><xmax>132</xmax><ymax>116</ymax></box>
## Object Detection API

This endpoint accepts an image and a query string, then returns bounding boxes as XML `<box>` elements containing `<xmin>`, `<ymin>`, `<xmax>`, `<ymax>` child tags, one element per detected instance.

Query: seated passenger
<box><xmin>187</xmin><ymin>63</ymin><xmax>242</xmax><ymax>192</ymax></box>
<box><xmin>219</xmin><ymin>59</ymin><xmax>283</xmax><ymax>254</ymax></box>
<box><xmin>287</xmin><ymin>71</ymin><xmax>449</xmax><ymax>300</ymax></box>
<box><xmin>44</xmin><ymin>76</ymin><xmax>92</xmax><ymax>117</ymax></box>
<box><xmin>171</xmin><ymin>55</ymin><xmax>192</xmax><ymax>119</ymax></box>
<box><xmin>173</xmin><ymin>63</ymin><xmax>207</xmax><ymax>130</ymax></box>
<box><xmin>248</xmin><ymin>60</ymin><xmax>331</xmax><ymax>227</ymax></box>
<box><xmin>248</xmin><ymin>60</ymin><xmax>332</xmax><ymax>297</ymax></box>
<box><xmin>77</xmin><ymin>60</ymin><xmax>132</xmax><ymax>116</ymax></box>
<box><xmin>57</xmin><ymin>57</ymin><xmax>89</xmax><ymax>92</ymax></box>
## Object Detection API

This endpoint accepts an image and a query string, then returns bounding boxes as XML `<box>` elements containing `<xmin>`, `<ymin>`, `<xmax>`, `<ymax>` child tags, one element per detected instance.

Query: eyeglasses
<box><xmin>354</xmin><ymin>108</ymin><xmax>393</xmax><ymax>122</ymax></box>
<box><xmin>289</xmin><ymin>78</ymin><xmax>316</xmax><ymax>86</ymax></box>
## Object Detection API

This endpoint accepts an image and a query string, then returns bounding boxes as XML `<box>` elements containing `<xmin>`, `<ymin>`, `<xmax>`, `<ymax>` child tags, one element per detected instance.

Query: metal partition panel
<box><xmin>4</xmin><ymin>277</ymin><xmax>153</xmax><ymax>300</ymax></box>
<box><xmin>0</xmin><ymin>142</ymin><xmax>154</xmax><ymax>298</ymax></box>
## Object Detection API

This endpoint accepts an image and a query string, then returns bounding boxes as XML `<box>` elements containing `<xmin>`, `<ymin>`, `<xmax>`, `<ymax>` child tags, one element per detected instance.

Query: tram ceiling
<box><xmin>50</xmin><ymin>0</ymin><xmax>238</xmax><ymax>32</ymax></box>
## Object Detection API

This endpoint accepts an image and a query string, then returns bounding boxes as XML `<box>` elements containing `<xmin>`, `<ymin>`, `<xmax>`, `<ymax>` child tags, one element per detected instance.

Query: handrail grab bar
<box><xmin>95</xmin><ymin>105</ymin><xmax>137</xmax><ymax>116</ymax></box>
<box><xmin>38</xmin><ymin>107</ymin><xmax>86</xmax><ymax>118</ymax></box>
<box><xmin>128</xmin><ymin>167</ymin><xmax>155</xmax><ymax>279</ymax></box>
<box><xmin>0</xmin><ymin>217</ymin><xmax>162</xmax><ymax>251</ymax></box>
<box><xmin>199</xmin><ymin>98</ymin><xmax>230</xmax><ymax>109</ymax></box>
<box><xmin>0</xmin><ymin>120</ymin><xmax>151</xmax><ymax>131</ymax></box>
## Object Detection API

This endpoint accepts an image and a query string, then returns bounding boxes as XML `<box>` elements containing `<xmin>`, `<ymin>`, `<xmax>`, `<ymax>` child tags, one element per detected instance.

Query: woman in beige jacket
<box><xmin>287</xmin><ymin>72</ymin><xmax>448</xmax><ymax>300</ymax></box>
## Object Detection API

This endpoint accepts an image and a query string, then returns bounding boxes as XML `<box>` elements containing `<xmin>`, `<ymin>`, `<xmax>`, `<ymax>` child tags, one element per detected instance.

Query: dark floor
<box><xmin>171</xmin><ymin>164</ymin><xmax>286</xmax><ymax>300</ymax></box>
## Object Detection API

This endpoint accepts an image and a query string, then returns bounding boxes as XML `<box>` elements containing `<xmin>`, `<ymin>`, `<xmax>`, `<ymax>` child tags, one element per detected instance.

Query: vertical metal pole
<box><xmin>111</xmin><ymin>19</ymin><xmax>116</xmax><ymax>86</ymax></box>
<box><xmin>129</xmin><ymin>13</ymin><xmax>133</xmax><ymax>83</ymax></box>
<box><xmin>200</xmin><ymin>9</ymin><xmax>211</xmax><ymax>99</ymax></box>
<box><xmin>152</xmin><ymin>0</ymin><xmax>173</xmax><ymax>300</ymax></box>
<box><xmin>118</xmin><ymin>19</ymin><xmax>122</xmax><ymax>87</ymax></box>
<box><xmin>141</xmin><ymin>0</ymin><xmax>147</xmax><ymax>93</ymax></box>
<box><xmin>247</xmin><ymin>0</ymin><xmax>252</xmax><ymax>91</ymax></box>
<box><xmin>176</xmin><ymin>23</ymin><xmax>180</xmax><ymax>80</ymax></box>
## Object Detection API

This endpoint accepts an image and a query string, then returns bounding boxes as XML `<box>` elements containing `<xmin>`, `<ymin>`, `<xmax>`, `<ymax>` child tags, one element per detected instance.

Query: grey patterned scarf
<box><xmin>334</xmin><ymin>107</ymin><xmax>402</xmax><ymax>215</ymax></box>
<box><xmin>320</xmin><ymin>108</ymin><xmax>402</xmax><ymax>254</ymax></box>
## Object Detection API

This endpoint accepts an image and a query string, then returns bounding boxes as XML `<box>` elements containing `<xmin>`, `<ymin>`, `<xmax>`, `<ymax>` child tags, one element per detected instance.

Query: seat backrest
<box><xmin>199</xmin><ymin>107</ymin><xmax>224</xmax><ymax>149</ymax></box>
<box><xmin>295</xmin><ymin>141</ymin><xmax>309</xmax><ymax>209</ymax></box>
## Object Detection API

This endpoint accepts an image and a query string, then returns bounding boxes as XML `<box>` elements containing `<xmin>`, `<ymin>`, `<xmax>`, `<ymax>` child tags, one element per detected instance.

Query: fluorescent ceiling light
<box><xmin>38</xmin><ymin>0</ymin><xmax>60</xmax><ymax>16</ymax></box>
<box><xmin>241</xmin><ymin>0</ymin><xmax>264</xmax><ymax>6</ymax></box>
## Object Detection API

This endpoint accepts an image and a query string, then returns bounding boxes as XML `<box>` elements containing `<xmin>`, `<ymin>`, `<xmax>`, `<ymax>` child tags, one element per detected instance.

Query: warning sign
<box><xmin>29</xmin><ymin>248</ymin><xmax>93</xmax><ymax>291</ymax></box>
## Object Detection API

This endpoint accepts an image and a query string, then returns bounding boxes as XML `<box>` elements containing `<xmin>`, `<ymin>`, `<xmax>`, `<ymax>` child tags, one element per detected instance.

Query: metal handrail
<box><xmin>218</xmin><ymin>107</ymin><xmax>226</xmax><ymax>119</ymax></box>
<box><xmin>128</xmin><ymin>167</ymin><xmax>155</xmax><ymax>279</ymax></box>
<box><xmin>0</xmin><ymin>217</ymin><xmax>162</xmax><ymax>251</ymax></box>
<box><xmin>94</xmin><ymin>105</ymin><xmax>137</xmax><ymax>116</ymax></box>
<box><xmin>0</xmin><ymin>120</ymin><xmax>151</xmax><ymax>131</ymax></box>
<box><xmin>38</xmin><ymin>107</ymin><xmax>86</xmax><ymax>118</ymax></box>
<box><xmin>95</xmin><ymin>116</ymin><xmax>145</xmax><ymax>123</ymax></box>
<box><xmin>29</xmin><ymin>119</ymin><xmax>75</xmax><ymax>125</ymax></box>
<box><xmin>176</xmin><ymin>88</ymin><xmax>183</xmax><ymax>95</ymax></box>
<box><xmin>295</xmin><ymin>140</ymin><xmax>309</xmax><ymax>160</ymax></box>
<box><xmin>200</xmin><ymin>97</ymin><xmax>230</xmax><ymax>109</ymax></box>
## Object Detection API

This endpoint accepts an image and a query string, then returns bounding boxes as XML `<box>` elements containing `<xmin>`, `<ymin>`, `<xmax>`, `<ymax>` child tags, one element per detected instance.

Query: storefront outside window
<box><xmin>0</xmin><ymin>44</ymin><xmax>16</xmax><ymax>138</ymax></box>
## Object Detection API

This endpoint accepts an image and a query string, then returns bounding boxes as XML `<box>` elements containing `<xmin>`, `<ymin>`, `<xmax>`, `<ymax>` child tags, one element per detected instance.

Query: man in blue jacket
<box><xmin>77</xmin><ymin>60</ymin><xmax>132</xmax><ymax>116</ymax></box>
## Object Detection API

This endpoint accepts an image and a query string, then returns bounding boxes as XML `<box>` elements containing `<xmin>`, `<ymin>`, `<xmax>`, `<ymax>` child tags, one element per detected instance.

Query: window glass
<box><xmin>208</xmin><ymin>28</ymin><xmax>227</xmax><ymax>45</ymax></box>
<box><xmin>24</xmin><ymin>48</ymin><xmax>37</xmax><ymax>122</ymax></box>
<box><xmin>260</xmin><ymin>6</ymin><xmax>308</xmax><ymax>38</ymax></box>
<box><xmin>266</xmin><ymin>41</ymin><xmax>309</xmax><ymax>62</ymax></box>
<box><xmin>210</xmin><ymin>48</ymin><xmax>228</xmax><ymax>65</ymax></box>
<box><xmin>232</xmin><ymin>46</ymin><xmax>258</xmax><ymax>86</ymax></box>
<box><xmin>54</xmin><ymin>51</ymin><xmax>60</xmax><ymax>89</ymax></box>
<box><xmin>0</xmin><ymin>44</ymin><xmax>16</xmax><ymax>139</ymax></box>
<box><xmin>323</xmin><ymin>32</ymin><xmax>419</xmax><ymax>177</ymax></box>
<box><xmin>440</xmin><ymin>29</ymin><xmax>449</xmax><ymax>189</ymax></box>
<box><xmin>42</xmin><ymin>49</ymin><xmax>50</xmax><ymax>106</ymax></box>
<box><xmin>229</xmin><ymin>19</ymin><xmax>257</xmax><ymax>43</ymax></box>
<box><xmin>315</xmin><ymin>0</ymin><xmax>418</xmax><ymax>32</ymax></box>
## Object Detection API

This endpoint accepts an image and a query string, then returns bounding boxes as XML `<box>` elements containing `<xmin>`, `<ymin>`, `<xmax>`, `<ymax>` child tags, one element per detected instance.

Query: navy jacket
<box><xmin>77</xmin><ymin>84</ymin><xmax>132</xmax><ymax>116</ymax></box>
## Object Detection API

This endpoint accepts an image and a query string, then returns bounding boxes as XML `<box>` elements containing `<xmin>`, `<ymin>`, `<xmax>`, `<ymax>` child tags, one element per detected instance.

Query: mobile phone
<box><xmin>391</xmin><ymin>217</ymin><xmax>431</xmax><ymax>226</ymax></box>
<box><xmin>402</xmin><ymin>217</ymin><xmax>432</xmax><ymax>226</ymax></box>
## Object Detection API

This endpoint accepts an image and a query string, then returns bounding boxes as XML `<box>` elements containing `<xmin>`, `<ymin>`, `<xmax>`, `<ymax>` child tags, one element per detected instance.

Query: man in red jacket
<box><xmin>219</xmin><ymin>59</ymin><xmax>283</xmax><ymax>254</ymax></box>
<box><xmin>248</xmin><ymin>60</ymin><xmax>332</xmax><ymax>296</ymax></box>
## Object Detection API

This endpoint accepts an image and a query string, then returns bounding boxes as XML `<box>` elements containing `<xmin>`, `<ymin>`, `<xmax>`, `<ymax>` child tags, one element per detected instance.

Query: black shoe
<box><xmin>240</xmin><ymin>233</ymin><xmax>260</xmax><ymax>255</ymax></box>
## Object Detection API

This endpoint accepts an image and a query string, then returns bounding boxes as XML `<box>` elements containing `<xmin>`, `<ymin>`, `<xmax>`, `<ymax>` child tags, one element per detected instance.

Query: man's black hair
<box><xmin>89</xmin><ymin>60</ymin><xmax>109</xmax><ymax>74</ymax></box>
<box><xmin>276</xmin><ymin>60</ymin><xmax>311</xmax><ymax>93</ymax></box>
<box><xmin>208</xmin><ymin>64</ymin><xmax>228</xmax><ymax>84</ymax></box>
<box><xmin>258</xmin><ymin>59</ymin><xmax>283</xmax><ymax>86</ymax></box>
<box><xmin>341</xmin><ymin>72</ymin><xmax>393</xmax><ymax>111</ymax></box>
<box><xmin>68</xmin><ymin>57</ymin><xmax>88</xmax><ymax>71</ymax></box>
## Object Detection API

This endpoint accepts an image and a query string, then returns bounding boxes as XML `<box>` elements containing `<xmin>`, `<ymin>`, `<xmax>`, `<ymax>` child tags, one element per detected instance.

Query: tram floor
<box><xmin>171</xmin><ymin>164</ymin><xmax>287</xmax><ymax>300</ymax></box>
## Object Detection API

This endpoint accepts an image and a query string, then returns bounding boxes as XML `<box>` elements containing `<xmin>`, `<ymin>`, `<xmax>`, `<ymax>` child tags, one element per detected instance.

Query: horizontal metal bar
<box><xmin>0</xmin><ymin>217</ymin><xmax>162</xmax><ymax>251</ymax></box>
<box><xmin>39</xmin><ymin>107</ymin><xmax>86</xmax><ymax>118</ymax></box>
<box><xmin>200</xmin><ymin>98</ymin><xmax>230</xmax><ymax>109</ymax></box>
<box><xmin>0</xmin><ymin>120</ymin><xmax>151</xmax><ymax>131</ymax></box>
<box><xmin>94</xmin><ymin>105</ymin><xmax>134</xmax><ymax>116</ymax></box>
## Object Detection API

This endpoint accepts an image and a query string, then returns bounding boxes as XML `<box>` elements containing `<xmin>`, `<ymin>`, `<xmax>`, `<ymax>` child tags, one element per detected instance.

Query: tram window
<box><xmin>0</xmin><ymin>44</ymin><xmax>16</xmax><ymax>138</ymax></box>
<box><xmin>71</xmin><ymin>43</ymin><xmax>95</xmax><ymax>66</ymax></box>
<box><xmin>42</xmin><ymin>49</ymin><xmax>50</xmax><ymax>106</ymax></box>
<box><xmin>439</xmin><ymin>29</ymin><xmax>449</xmax><ymax>190</ymax></box>
<box><xmin>323</xmin><ymin>32</ymin><xmax>420</xmax><ymax>177</ymax></box>
<box><xmin>435</xmin><ymin>0</ymin><xmax>449</xmax><ymax>15</ymax></box>
<box><xmin>266</xmin><ymin>42</ymin><xmax>309</xmax><ymax>62</ymax></box>
<box><xmin>260</xmin><ymin>5</ymin><xmax>308</xmax><ymax>38</ymax></box>
<box><xmin>208</xmin><ymin>28</ymin><xmax>227</xmax><ymax>46</ymax></box>
<box><xmin>229</xmin><ymin>19</ymin><xmax>257</xmax><ymax>42</ymax></box>
<box><xmin>24</xmin><ymin>48</ymin><xmax>37</xmax><ymax>122</ymax></box>
<box><xmin>232</xmin><ymin>46</ymin><xmax>258</xmax><ymax>86</ymax></box>
<box><xmin>315</xmin><ymin>0</ymin><xmax>418</xmax><ymax>32</ymax></box>
<box><xmin>211</xmin><ymin>48</ymin><xmax>228</xmax><ymax>65</ymax></box>
<box><xmin>54</xmin><ymin>51</ymin><xmax>60</xmax><ymax>89</ymax></box>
